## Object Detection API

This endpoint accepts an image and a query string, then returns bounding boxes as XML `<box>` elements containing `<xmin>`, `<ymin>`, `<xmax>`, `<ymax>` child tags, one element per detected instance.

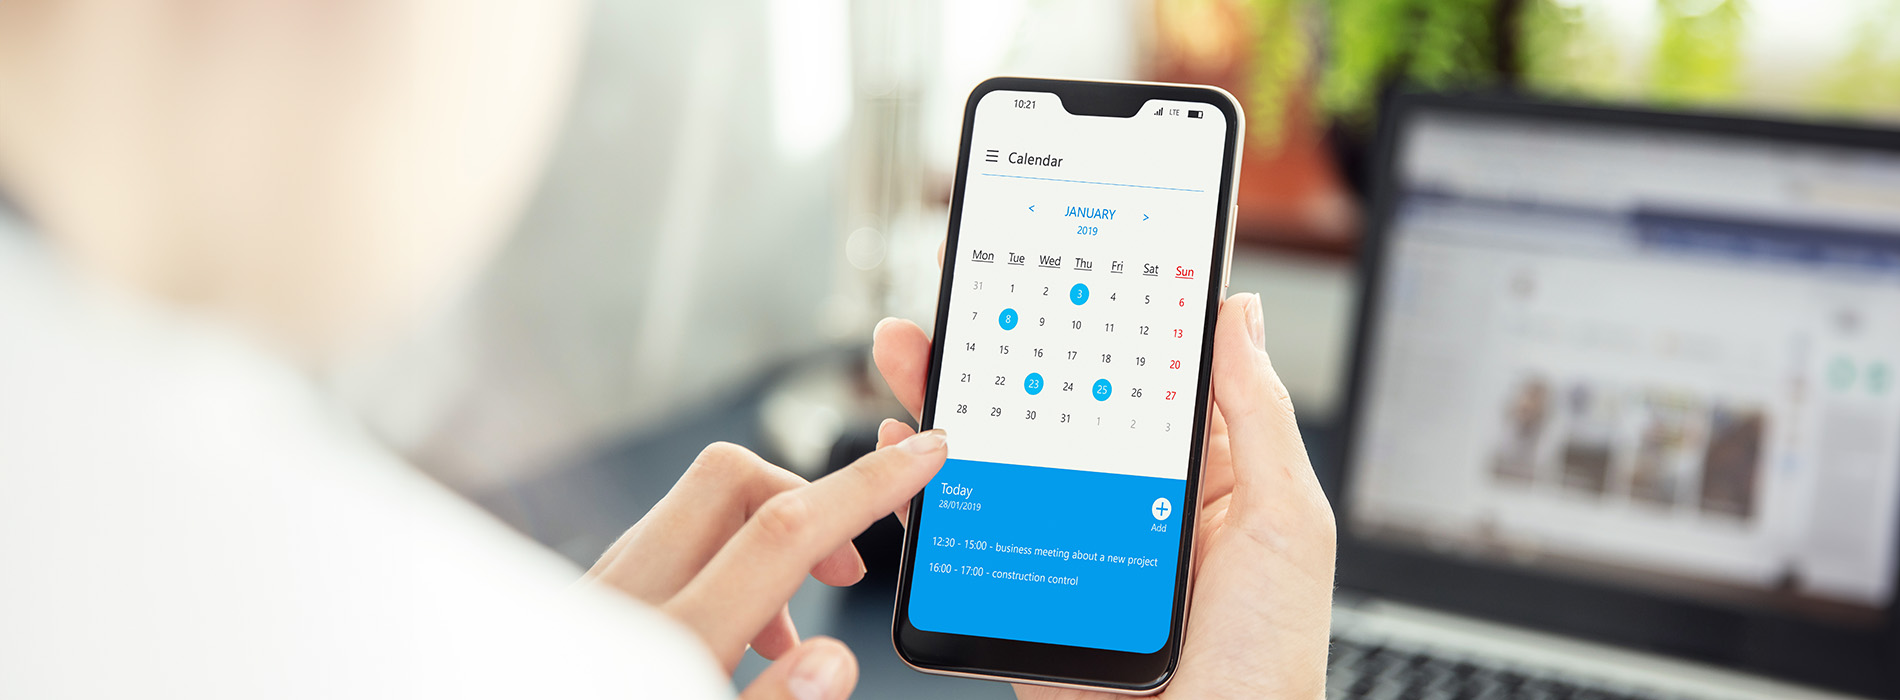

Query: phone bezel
<box><xmin>891</xmin><ymin>76</ymin><xmax>1244</xmax><ymax>693</ymax></box>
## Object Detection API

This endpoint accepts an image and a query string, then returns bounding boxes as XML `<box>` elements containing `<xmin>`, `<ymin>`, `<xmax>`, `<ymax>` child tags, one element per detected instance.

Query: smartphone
<box><xmin>893</xmin><ymin>77</ymin><xmax>1243</xmax><ymax>693</ymax></box>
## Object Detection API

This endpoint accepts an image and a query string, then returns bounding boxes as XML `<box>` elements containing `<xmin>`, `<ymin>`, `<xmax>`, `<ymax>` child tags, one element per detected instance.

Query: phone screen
<box><xmin>908</xmin><ymin>87</ymin><xmax>1232</xmax><ymax>656</ymax></box>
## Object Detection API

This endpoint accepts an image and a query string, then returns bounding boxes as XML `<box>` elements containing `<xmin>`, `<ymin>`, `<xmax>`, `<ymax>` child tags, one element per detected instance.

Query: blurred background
<box><xmin>308</xmin><ymin>0</ymin><xmax>1900</xmax><ymax>696</ymax></box>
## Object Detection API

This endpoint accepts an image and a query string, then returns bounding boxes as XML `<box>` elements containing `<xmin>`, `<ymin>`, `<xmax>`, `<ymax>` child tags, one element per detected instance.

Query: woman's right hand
<box><xmin>584</xmin><ymin>431</ymin><xmax>951</xmax><ymax>700</ymax></box>
<box><xmin>871</xmin><ymin>292</ymin><xmax>1337</xmax><ymax>700</ymax></box>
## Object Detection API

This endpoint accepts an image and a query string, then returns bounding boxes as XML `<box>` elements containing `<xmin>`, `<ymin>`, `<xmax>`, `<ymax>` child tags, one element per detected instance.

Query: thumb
<box><xmin>739</xmin><ymin>637</ymin><xmax>859</xmax><ymax>700</ymax></box>
<box><xmin>1210</xmin><ymin>293</ymin><xmax>1324</xmax><ymax>508</ymax></box>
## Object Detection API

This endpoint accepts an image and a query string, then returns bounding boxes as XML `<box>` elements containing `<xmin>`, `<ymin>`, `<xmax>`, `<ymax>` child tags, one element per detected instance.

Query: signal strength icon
<box><xmin>1152</xmin><ymin>106</ymin><xmax>1164</xmax><ymax>116</ymax></box>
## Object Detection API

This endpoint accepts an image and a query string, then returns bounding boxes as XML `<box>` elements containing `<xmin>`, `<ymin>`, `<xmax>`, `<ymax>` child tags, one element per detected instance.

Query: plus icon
<box><xmin>1151</xmin><ymin>497</ymin><xmax>1172</xmax><ymax>521</ymax></box>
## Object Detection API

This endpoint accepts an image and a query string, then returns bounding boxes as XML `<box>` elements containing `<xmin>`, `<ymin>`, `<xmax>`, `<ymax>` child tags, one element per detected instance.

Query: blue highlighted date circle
<box><xmin>1092</xmin><ymin>378</ymin><xmax>1112</xmax><ymax>401</ymax></box>
<box><xmin>1070</xmin><ymin>284</ymin><xmax>1089</xmax><ymax>305</ymax></box>
<box><xmin>999</xmin><ymin>308</ymin><xmax>1019</xmax><ymax>330</ymax></box>
<box><xmin>1024</xmin><ymin>372</ymin><xmax>1044</xmax><ymax>395</ymax></box>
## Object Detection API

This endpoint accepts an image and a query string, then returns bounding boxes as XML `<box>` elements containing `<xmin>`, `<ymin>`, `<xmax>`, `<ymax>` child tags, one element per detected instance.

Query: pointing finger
<box><xmin>876</xmin><ymin>418</ymin><xmax>920</xmax><ymax>527</ymax></box>
<box><xmin>666</xmin><ymin>430</ymin><xmax>950</xmax><ymax>669</ymax></box>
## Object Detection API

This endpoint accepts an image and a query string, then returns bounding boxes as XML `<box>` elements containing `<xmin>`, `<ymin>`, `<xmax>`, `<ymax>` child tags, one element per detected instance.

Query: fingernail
<box><xmin>1246</xmin><ymin>294</ymin><xmax>1266</xmax><ymax>351</ymax></box>
<box><xmin>787</xmin><ymin>646</ymin><xmax>846</xmax><ymax>700</ymax></box>
<box><xmin>873</xmin><ymin>317</ymin><xmax>895</xmax><ymax>341</ymax></box>
<box><xmin>899</xmin><ymin>429</ymin><xmax>947</xmax><ymax>455</ymax></box>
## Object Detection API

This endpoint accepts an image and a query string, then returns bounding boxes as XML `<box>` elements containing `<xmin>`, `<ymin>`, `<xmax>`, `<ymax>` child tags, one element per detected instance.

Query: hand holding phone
<box><xmin>887</xmin><ymin>77</ymin><xmax>1333</xmax><ymax>693</ymax></box>
<box><xmin>874</xmin><ymin>294</ymin><xmax>1336</xmax><ymax>698</ymax></box>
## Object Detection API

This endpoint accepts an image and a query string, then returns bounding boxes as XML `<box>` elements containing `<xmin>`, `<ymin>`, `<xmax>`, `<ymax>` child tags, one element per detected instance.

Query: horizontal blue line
<box><xmin>980</xmin><ymin>172</ymin><xmax>1203</xmax><ymax>193</ymax></box>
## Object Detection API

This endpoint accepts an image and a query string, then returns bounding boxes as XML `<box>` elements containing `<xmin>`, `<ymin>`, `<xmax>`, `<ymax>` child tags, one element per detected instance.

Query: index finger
<box><xmin>664</xmin><ymin>429</ymin><xmax>950</xmax><ymax>669</ymax></box>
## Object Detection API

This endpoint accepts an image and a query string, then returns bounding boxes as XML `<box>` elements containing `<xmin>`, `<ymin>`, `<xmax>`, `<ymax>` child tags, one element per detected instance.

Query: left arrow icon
<box><xmin>1029</xmin><ymin>205</ymin><xmax>1036</xmax><ymax>212</ymax></box>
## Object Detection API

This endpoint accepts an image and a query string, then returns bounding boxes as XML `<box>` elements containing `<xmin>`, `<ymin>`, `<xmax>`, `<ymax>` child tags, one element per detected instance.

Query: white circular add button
<box><xmin>1151</xmin><ymin>497</ymin><xmax>1172</xmax><ymax>521</ymax></box>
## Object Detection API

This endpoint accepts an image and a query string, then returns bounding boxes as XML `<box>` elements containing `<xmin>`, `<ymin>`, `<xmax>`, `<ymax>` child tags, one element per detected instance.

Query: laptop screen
<box><xmin>1347</xmin><ymin>106</ymin><xmax>1900</xmax><ymax>626</ymax></box>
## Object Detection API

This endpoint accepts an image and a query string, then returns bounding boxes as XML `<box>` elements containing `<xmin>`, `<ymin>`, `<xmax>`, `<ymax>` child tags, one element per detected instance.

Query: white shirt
<box><xmin>0</xmin><ymin>221</ymin><xmax>729</xmax><ymax>699</ymax></box>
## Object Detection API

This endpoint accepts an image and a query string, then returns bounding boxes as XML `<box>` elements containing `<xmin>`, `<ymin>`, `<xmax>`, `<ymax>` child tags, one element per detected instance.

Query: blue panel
<box><xmin>908</xmin><ymin>458</ymin><xmax>1186</xmax><ymax>654</ymax></box>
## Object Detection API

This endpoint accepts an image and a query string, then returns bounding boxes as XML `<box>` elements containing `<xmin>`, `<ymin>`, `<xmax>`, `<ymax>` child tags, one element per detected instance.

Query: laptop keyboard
<box><xmin>1327</xmin><ymin>638</ymin><xmax>1675</xmax><ymax>700</ymax></box>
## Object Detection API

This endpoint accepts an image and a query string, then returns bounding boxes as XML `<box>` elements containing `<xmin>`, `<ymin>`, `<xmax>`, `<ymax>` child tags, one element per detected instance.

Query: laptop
<box><xmin>1329</xmin><ymin>93</ymin><xmax>1900</xmax><ymax>699</ymax></box>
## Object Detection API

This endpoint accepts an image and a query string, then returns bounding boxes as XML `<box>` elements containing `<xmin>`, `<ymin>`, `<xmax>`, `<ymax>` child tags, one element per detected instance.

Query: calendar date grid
<box><xmin>939</xmin><ymin>246</ymin><xmax>1207</xmax><ymax>439</ymax></box>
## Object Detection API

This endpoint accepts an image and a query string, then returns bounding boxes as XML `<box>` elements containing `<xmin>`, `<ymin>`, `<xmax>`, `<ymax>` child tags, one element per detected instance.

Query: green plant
<box><xmin>1241</xmin><ymin>0</ymin><xmax>1313</xmax><ymax>144</ymax></box>
<box><xmin>1648</xmin><ymin>0</ymin><xmax>1747</xmax><ymax>104</ymax></box>
<box><xmin>1319</xmin><ymin>0</ymin><xmax>1506</xmax><ymax>124</ymax></box>
<box><xmin>1815</xmin><ymin>1</ymin><xmax>1900</xmax><ymax>116</ymax></box>
<box><xmin>1518</xmin><ymin>0</ymin><xmax>1625</xmax><ymax>98</ymax></box>
<box><xmin>1240</xmin><ymin>0</ymin><xmax>1769</xmax><ymax>135</ymax></box>
<box><xmin>1238</xmin><ymin>0</ymin><xmax>1510</xmax><ymax>142</ymax></box>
